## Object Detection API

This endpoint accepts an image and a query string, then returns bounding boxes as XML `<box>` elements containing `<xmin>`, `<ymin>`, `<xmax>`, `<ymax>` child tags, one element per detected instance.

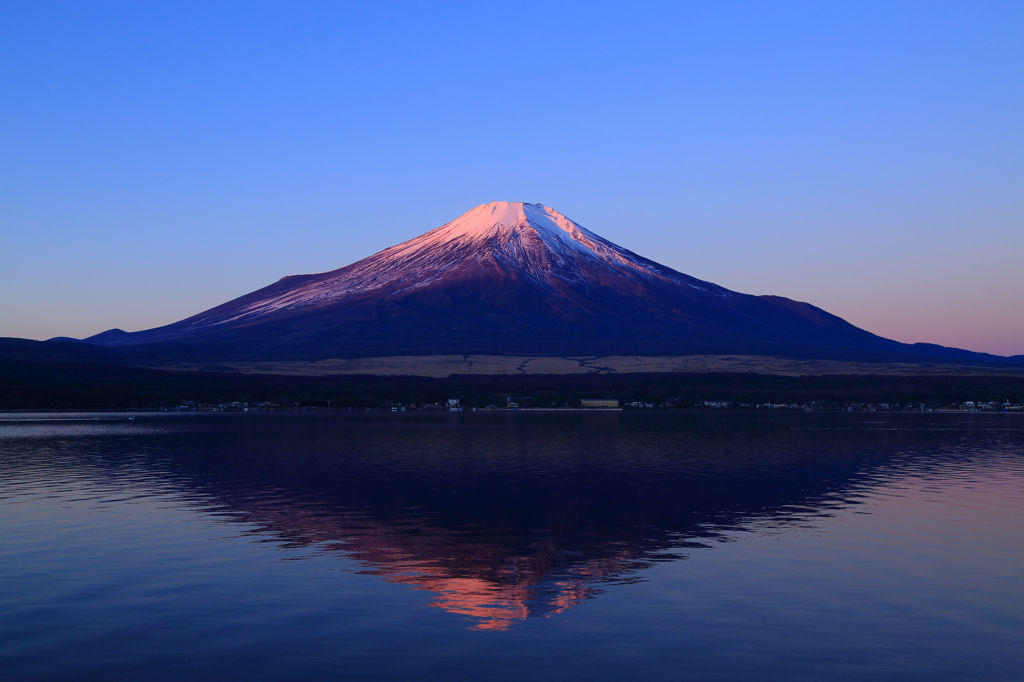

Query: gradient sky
<box><xmin>2</xmin><ymin>1</ymin><xmax>1022</xmax><ymax>355</ymax></box>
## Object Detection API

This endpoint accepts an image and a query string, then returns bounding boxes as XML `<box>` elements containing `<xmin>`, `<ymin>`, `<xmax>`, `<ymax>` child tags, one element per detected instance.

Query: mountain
<box><xmin>67</xmin><ymin>202</ymin><xmax>1020</xmax><ymax>365</ymax></box>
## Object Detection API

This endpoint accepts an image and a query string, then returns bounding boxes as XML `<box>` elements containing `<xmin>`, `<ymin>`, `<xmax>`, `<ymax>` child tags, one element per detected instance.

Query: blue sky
<box><xmin>2</xmin><ymin>1</ymin><xmax>1022</xmax><ymax>354</ymax></box>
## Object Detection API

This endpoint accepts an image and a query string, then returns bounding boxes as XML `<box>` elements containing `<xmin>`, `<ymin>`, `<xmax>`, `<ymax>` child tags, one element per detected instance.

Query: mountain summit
<box><xmin>378</xmin><ymin>201</ymin><xmax>725</xmax><ymax>291</ymax></box>
<box><xmin>73</xmin><ymin>202</ymin><xmax>1003</xmax><ymax>364</ymax></box>
<box><xmin>185</xmin><ymin>201</ymin><xmax>729</xmax><ymax>324</ymax></box>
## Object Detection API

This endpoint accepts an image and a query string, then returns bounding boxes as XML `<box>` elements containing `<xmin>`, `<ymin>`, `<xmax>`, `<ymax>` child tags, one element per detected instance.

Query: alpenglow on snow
<box><xmin>68</xmin><ymin>201</ymin><xmax>1003</xmax><ymax>365</ymax></box>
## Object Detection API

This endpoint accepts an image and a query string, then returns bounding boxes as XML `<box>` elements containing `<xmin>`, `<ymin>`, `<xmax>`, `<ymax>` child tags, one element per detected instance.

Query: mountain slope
<box><xmin>68</xmin><ymin>202</ymin><xmax>1017</xmax><ymax>364</ymax></box>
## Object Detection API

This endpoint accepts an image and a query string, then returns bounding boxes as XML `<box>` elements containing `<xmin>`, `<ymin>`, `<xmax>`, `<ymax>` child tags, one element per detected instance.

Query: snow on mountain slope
<box><xmin>81</xmin><ymin>200</ymin><xmax>948</xmax><ymax>362</ymax></box>
<box><xmin>174</xmin><ymin>202</ymin><xmax>731</xmax><ymax>334</ymax></box>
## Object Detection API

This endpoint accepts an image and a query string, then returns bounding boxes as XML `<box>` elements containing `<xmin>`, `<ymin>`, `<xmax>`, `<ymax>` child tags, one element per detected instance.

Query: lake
<box><xmin>1</xmin><ymin>411</ymin><xmax>1022</xmax><ymax>681</ymax></box>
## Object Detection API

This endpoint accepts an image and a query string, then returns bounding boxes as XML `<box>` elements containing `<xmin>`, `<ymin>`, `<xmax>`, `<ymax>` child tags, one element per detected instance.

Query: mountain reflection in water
<box><xmin>30</xmin><ymin>410</ymin><xmax>965</xmax><ymax>630</ymax></box>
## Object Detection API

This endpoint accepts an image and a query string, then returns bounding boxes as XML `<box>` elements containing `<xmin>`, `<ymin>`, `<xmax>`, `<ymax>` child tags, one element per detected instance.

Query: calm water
<box><xmin>1</xmin><ymin>411</ymin><xmax>1022</xmax><ymax>681</ymax></box>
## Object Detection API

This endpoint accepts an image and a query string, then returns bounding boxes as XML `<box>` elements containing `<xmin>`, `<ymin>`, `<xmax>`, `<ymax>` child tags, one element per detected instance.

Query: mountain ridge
<box><xmin>53</xmin><ymin>202</ymin><xmax>1022</xmax><ymax>366</ymax></box>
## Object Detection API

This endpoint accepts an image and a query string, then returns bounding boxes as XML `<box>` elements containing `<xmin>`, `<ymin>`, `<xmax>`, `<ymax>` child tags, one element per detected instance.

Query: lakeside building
<box><xmin>580</xmin><ymin>399</ymin><xmax>619</xmax><ymax>409</ymax></box>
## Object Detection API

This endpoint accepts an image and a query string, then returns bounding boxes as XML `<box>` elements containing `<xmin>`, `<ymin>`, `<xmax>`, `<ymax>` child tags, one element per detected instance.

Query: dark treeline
<box><xmin>3</xmin><ymin>356</ymin><xmax>1024</xmax><ymax>410</ymax></box>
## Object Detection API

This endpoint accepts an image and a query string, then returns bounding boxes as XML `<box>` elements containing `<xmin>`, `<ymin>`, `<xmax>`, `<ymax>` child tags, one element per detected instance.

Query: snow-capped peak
<box><xmin>161</xmin><ymin>202</ymin><xmax>729</xmax><ymax>335</ymax></box>
<box><xmin>432</xmin><ymin>201</ymin><xmax>593</xmax><ymax>245</ymax></box>
<box><xmin>379</xmin><ymin>201</ymin><xmax>657</xmax><ymax>271</ymax></box>
<box><xmin>387</xmin><ymin>201</ymin><xmax>606</xmax><ymax>257</ymax></box>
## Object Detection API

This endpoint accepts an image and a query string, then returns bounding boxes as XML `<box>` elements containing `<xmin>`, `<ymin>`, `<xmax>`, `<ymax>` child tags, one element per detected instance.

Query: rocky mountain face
<box><xmin>67</xmin><ymin>202</ymin><xmax>1014</xmax><ymax>364</ymax></box>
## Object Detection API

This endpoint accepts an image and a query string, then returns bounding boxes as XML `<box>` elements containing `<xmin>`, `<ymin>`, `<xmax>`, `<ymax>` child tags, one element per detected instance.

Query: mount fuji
<box><xmin>65</xmin><ymin>202</ymin><xmax>1016</xmax><ymax>365</ymax></box>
